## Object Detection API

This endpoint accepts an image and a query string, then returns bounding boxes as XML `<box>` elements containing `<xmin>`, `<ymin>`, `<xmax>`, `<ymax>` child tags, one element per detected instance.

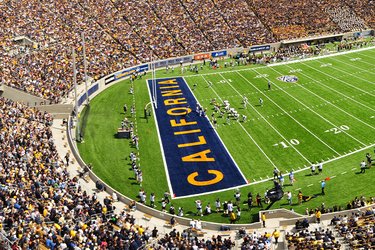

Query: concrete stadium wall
<box><xmin>0</xmin><ymin>85</ymin><xmax>45</xmax><ymax>106</ymax></box>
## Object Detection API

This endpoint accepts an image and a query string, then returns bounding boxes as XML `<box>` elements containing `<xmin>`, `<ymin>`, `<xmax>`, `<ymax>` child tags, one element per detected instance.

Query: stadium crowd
<box><xmin>250</xmin><ymin>0</ymin><xmax>340</xmax><ymax>40</ymax></box>
<box><xmin>345</xmin><ymin>0</ymin><xmax>375</xmax><ymax>29</ymax></box>
<box><xmin>335</xmin><ymin>208</ymin><xmax>375</xmax><ymax>249</ymax></box>
<box><xmin>0</xmin><ymin>96</ymin><xmax>245</xmax><ymax>249</ymax></box>
<box><xmin>0</xmin><ymin>97</ymin><xmax>150</xmax><ymax>249</ymax></box>
<box><xmin>1</xmin><ymin>0</ymin><xmax>374</xmax><ymax>104</ymax></box>
<box><xmin>322</xmin><ymin>1</ymin><xmax>367</xmax><ymax>32</ymax></box>
<box><xmin>1</xmin><ymin>0</ymin><xmax>375</xmax><ymax>248</ymax></box>
<box><xmin>286</xmin><ymin>227</ymin><xmax>341</xmax><ymax>249</ymax></box>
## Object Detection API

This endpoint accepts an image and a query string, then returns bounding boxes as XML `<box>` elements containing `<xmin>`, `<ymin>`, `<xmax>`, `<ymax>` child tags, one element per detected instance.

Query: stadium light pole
<box><xmin>82</xmin><ymin>32</ymin><xmax>90</xmax><ymax>105</ymax></box>
<box><xmin>73</xmin><ymin>48</ymin><xmax>78</xmax><ymax>117</ymax></box>
<box><xmin>72</xmin><ymin>47</ymin><xmax>81</xmax><ymax>142</ymax></box>
<box><xmin>150</xmin><ymin>48</ymin><xmax>157</xmax><ymax>109</ymax></box>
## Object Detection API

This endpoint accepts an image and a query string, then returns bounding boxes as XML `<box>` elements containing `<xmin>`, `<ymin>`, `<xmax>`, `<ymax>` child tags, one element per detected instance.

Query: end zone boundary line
<box><xmin>146</xmin><ymin>80</ymin><xmax>175</xmax><ymax>198</ymax></box>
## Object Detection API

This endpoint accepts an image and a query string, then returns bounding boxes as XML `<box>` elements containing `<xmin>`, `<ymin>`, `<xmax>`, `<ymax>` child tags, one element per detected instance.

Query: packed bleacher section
<box><xmin>153</xmin><ymin>229</ymin><xmax>236</xmax><ymax>249</ymax></box>
<box><xmin>0</xmin><ymin>96</ymin><xmax>243</xmax><ymax>249</ymax></box>
<box><xmin>335</xmin><ymin>208</ymin><xmax>375</xmax><ymax>249</ymax></box>
<box><xmin>345</xmin><ymin>0</ymin><xmax>375</xmax><ymax>29</ymax></box>
<box><xmin>210</xmin><ymin>0</ymin><xmax>275</xmax><ymax>47</ymax></box>
<box><xmin>286</xmin><ymin>228</ymin><xmax>342</xmax><ymax>249</ymax></box>
<box><xmin>249</xmin><ymin>0</ymin><xmax>341</xmax><ymax>40</ymax></box>
<box><xmin>286</xmin><ymin>196</ymin><xmax>375</xmax><ymax>250</ymax></box>
<box><xmin>0</xmin><ymin>97</ymin><xmax>146</xmax><ymax>248</ymax></box>
<box><xmin>321</xmin><ymin>0</ymin><xmax>367</xmax><ymax>32</ymax></box>
<box><xmin>1</xmin><ymin>0</ymin><xmax>374</xmax><ymax>104</ymax></box>
<box><xmin>0</xmin><ymin>97</ymin><xmax>194</xmax><ymax>249</ymax></box>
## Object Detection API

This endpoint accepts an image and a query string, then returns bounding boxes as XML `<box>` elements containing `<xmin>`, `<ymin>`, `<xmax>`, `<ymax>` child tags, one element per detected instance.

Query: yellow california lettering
<box><xmin>164</xmin><ymin>98</ymin><xmax>187</xmax><ymax>106</ymax></box>
<box><xmin>187</xmin><ymin>170</ymin><xmax>224</xmax><ymax>186</ymax></box>
<box><xmin>178</xmin><ymin>136</ymin><xmax>207</xmax><ymax>148</ymax></box>
<box><xmin>182</xmin><ymin>149</ymin><xmax>215</xmax><ymax>162</ymax></box>
<box><xmin>161</xmin><ymin>89</ymin><xmax>183</xmax><ymax>97</ymax></box>
<box><xmin>167</xmin><ymin>107</ymin><xmax>191</xmax><ymax>116</ymax></box>
<box><xmin>174</xmin><ymin>129</ymin><xmax>201</xmax><ymax>135</ymax></box>
<box><xmin>160</xmin><ymin>85</ymin><xmax>179</xmax><ymax>89</ymax></box>
<box><xmin>158</xmin><ymin>79</ymin><xmax>178</xmax><ymax>85</ymax></box>
<box><xmin>170</xmin><ymin>119</ymin><xmax>197</xmax><ymax>127</ymax></box>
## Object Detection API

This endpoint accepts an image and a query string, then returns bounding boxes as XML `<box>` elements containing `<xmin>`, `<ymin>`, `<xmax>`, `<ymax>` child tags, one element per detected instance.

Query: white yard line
<box><xmin>236</xmin><ymin>71</ymin><xmax>341</xmax><ymax>155</ymax></box>
<box><xmin>268</xmin><ymin>46</ymin><xmax>375</xmax><ymax>67</ymax></box>
<box><xmin>283</xmin><ymin>64</ymin><xmax>375</xmax><ymax>113</ymax></box>
<box><xmin>329</xmin><ymin>56</ymin><xmax>375</xmax><ymax>76</ymax></box>
<box><xmin>301</xmin><ymin>62</ymin><xmax>375</xmax><ymax>98</ymax></box>
<box><xmin>182</xmin><ymin>46</ymin><xmax>375</xmax><ymax>78</ymax></box>
<box><xmin>215</xmin><ymin>143</ymin><xmax>375</xmax><ymax>189</ymax></box>
<box><xmin>267</xmin><ymin>65</ymin><xmax>375</xmax><ymax>132</ymax></box>
<box><xmin>183</xmin><ymin>76</ymin><xmax>249</xmax><ymax>185</ymax></box>
<box><xmin>341</xmin><ymin>53</ymin><xmax>375</xmax><ymax>72</ymax></box>
<box><xmin>200</xmin><ymin>75</ymin><xmax>279</xmax><ymax>169</ymax></box>
<box><xmin>315</xmin><ymin>58</ymin><xmax>375</xmax><ymax>85</ymax></box>
<box><xmin>218</xmin><ymin>72</ymin><xmax>311</xmax><ymax>164</ymax></box>
<box><xmin>357</xmin><ymin>51</ymin><xmax>375</xmax><ymax>64</ymax></box>
<box><xmin>261</xmin><ymin>66</ymin><xmax>367</xmax><ymax>147</ymax></box>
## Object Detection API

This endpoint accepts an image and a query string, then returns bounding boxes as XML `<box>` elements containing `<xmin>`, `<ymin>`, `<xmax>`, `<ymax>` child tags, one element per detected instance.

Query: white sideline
<box><xmin>268</xmin><ymin>46</ymin><xmax>375</xmax><ymax>67</ymax></box>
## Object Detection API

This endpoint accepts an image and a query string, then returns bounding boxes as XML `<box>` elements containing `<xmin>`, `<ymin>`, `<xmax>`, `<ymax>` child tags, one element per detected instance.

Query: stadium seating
<box><xmin>1</xmin><ymin>0</ymin><xmax>375</xmax><ymax>248</ymax></box>
<box><xmin>1</xmin><ymin>0</ymin><xmax>374</xmax><ymax>103</ymax></box>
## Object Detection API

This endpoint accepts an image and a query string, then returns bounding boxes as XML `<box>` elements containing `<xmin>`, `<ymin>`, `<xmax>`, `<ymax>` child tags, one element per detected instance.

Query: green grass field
<box><xmin>78</xmin><ymin>47</ymin><xmax>375</xmax><ymax>223</ymax></box>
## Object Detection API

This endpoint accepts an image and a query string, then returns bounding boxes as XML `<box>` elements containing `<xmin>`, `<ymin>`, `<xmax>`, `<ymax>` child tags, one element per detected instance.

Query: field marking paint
<box><xmin>357</xmin><ymin>51</ymin><xmax>375</xmax><ymax>64</ymax></box>
<box><xmin>151</xmin><ymin>76</ymin><xmax>248</xmax><ymax>200</ymax></box>
<box><xmin>307</xmin><ymin>184</ymin><xmax>313</xmax><ymax>187</ymax></box>
<box><xmin>338</xmin><ymin>54</ymin><xmax>375</xmax><ymax>74</ymax></box>
<box><xmin>146</xmin><ymin>81</ymin><xmax>174</xmax><ymax>197</ymax></box>
<box><xmin>268</xmin><ymin>46</ymin><xmax>375</xmax><ymax>67</ymax></box>
<box><xmin>280</xmin><ymin>65</ymin><xmax>375</xmax><ymax>129</ymax></box>
<box><xmin>283</xmin><ymin>64</ymin><xmax>375</xmax><ymax>113</ymax></box>
<box><xmin>200</xmin><ymin>75</ymin><xmax>279</xmax><ymax>169</ymax></box>
<box><xmin>301</xmin><ymin>62</ymin><xmax>375</xmax><ymax>98</ymax></box>
<box><xmin>265</xmin><ymin>66</ymin><xmax>368</xmax><ymax>147</ymax></box>
<box><xmin>351</xmin><ymin>168</ymin><xmax>357</xmax><ymax>171</ymax></box>
<box><xmin>238</xmin><ymin>70</ymin><xmax>341</xmax><ymax>155</ymax></box>
<box><xmin>326</xmin><ymin>57</ymin><xmax>375</xmax><ymax>83</ymax></box>
<box><xmin>179</xmin><ymin>46</ymin><xmax>375</xmax><ymax>79</ymax></box>
<box><xmin>218</xmin><ymin>72</ymin><xmax>311</xmax><ymax>164</ymax></box>
<box><xmin>211</xmin><ymin>143</ymin><xmax>375</xmax><ymax>190</ymax></box>
<box><xmin>182</xmin><ymin>77</ymin><xmax>248</xmax><ymax>181</ymax></box>
<box><xmin>330</xmin><ymin>176</ymin><xmax>336</xmax><ymax>179</ymax></box>
<box><xmin>196</xmin><ymin>67</ymin><xmax>372</xmax><ymax>105</ymax></box>
<box><xmin>341</xmin><ymin>172</ymin><xmax>347</xmax><ymax>175</ymax></box>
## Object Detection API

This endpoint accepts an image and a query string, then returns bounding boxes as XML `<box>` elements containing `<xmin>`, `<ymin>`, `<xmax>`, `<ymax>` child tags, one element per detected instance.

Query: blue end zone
<box><xmin>148</xmin><ymin>77</ymin><xmax>247</xmax><ymax>198</ymax></box>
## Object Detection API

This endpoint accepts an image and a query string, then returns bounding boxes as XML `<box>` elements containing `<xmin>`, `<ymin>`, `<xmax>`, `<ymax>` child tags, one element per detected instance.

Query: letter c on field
<box><xmin>187</xmin><ymin>170</ymin><xmax>224</xmax><ymax>186</ymax></box>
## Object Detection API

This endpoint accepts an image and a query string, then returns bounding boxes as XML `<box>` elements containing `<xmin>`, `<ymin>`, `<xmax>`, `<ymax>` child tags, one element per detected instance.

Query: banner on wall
<box><xmin>105</xmin><ymin>64</ymin><xmax>149</xmax><ymax>85</ymax></box>
<box><xmin>194</xmin><ymin>53</ymin><xmax>210</xmax><ymax>60</ymax></box>
<box><xmin>211</xmin><ymin>50</ymin><xmax>227</xmax><ymax>57</ymax></box>
<box><xmin>249</xmin><ymin>45</ymin><xmax>271</xmax><ymax>52</ymax></box>
<box><xmin>153</xmin><ymin>56</ymin><xmax>192</xmax><ymax>69</ymax></box>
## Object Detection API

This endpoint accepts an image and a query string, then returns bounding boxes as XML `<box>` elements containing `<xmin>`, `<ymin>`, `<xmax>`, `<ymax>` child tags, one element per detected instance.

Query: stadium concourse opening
<box><xmin>148</xmin><ymin>77</ymin><xmax>248</xmax><ymax>198</ymax></box>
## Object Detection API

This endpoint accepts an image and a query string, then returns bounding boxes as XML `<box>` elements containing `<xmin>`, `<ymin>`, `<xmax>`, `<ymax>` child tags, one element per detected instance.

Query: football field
<box><xmin>78</xmin><ymin>47</ymin><xmax>375</xmax><ymax>223</ymax></box>
<box><xmin>183</xmin><ymin>48</ymin><xmax>375</xmax><ymax>183</ymax></box>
